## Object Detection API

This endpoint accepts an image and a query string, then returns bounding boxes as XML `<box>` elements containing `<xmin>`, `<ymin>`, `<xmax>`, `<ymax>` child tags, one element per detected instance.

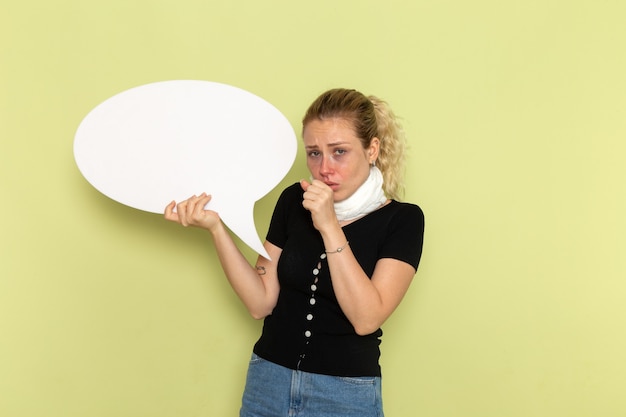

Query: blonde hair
<box><xmin>302</xmin><ymin>88</ymin><xmax>407</xmax><ymax>200</ymax></box>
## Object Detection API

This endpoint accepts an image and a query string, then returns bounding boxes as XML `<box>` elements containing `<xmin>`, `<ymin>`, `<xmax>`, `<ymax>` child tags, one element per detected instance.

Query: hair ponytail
<box><xmin>369</xmin><ymin>95</ymin><xmax>406</xmax><ymax>200</ymax></box>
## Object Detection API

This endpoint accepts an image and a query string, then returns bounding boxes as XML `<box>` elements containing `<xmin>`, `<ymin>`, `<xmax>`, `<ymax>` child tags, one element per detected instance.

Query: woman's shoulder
<box><xmin>386</xmin><ymin>200</ymin><xmax>424</xmax><ymax>220</ymax></box>
<box><xmin>276</xmin><ymin>182</ymin><xmax>304</xmax><ymax>203</ymax></box>
<box><xmin>271</xmin><ymin>183</ymin><xmax>306</xmax><ymax>215</ymax></box>
<box><xmin>284</xmin><ymin>182</ymin><xmax>304</xmax><ymax>194</ymax></box>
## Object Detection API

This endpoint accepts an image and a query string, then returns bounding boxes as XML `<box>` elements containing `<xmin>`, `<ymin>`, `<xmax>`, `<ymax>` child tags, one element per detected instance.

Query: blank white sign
<box><xmin>74</xmin><ymin>80</ymin><xmax>297</xmax><ymax>259</ymax></box>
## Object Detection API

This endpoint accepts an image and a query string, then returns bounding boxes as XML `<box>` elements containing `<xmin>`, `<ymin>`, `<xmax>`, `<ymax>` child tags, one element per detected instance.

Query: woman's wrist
<box><xmin>325</xmin><ymin>241</ymin><xmax>350</xmax><ymax>254</ymax></box>
<box><xmin>208</xmin><ymin>218</ymin><xmax>226</xmax><ymax>237</ymax></box>
<box><xmin>320</xmin><ymin>226</ymin><xmax>348</xmax><ymax>253</ymax></box>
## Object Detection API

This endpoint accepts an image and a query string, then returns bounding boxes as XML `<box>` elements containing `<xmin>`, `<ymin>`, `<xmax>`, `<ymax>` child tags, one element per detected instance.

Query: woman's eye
<box><xmin>308</xmin><ymin>151</ymin><xmax>320</xmax><ymax>158</ymax></box>
<box><xmin>334</xmin><ymin>149</ymin><xmax>346</xmax><ymax>156</ymax></box>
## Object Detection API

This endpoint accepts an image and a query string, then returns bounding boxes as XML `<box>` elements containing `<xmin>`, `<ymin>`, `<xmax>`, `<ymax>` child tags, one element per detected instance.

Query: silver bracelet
<box><xmin>325</xmin><ymin>241</ymin><xmax>350</xmax><ymax>254</ymax></box>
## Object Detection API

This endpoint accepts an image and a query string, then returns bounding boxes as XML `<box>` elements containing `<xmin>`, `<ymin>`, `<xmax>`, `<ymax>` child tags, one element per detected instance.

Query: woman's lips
<box><xmin>325</xmin><ymin>182</ymin><xmax>339</xmax><ymax>191</ymax></box>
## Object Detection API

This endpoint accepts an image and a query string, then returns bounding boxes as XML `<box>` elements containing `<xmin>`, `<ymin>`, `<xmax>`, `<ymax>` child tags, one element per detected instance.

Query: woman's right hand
<box><xmin>164</xmin><ymin>193</ymin><xmax>221</xmax><ymax>232</ymax></box>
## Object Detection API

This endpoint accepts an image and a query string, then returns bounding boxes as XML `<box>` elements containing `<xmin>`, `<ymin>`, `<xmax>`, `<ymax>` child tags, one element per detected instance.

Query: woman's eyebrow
<box><xmin>305</xmin><ymin>141</ymin><xmax>348</xmax><ymax>149</ymax></box>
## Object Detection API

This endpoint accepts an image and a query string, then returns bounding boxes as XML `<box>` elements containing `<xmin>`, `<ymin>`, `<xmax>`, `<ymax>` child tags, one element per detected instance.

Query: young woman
<box><xmin>165</xmin><ymin>88</ymin><xmax>424</xmax><ymax>417</ymax></box>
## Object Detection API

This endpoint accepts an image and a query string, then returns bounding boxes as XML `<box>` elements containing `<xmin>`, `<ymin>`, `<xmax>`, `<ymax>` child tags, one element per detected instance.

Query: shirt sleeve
<box><xmin>379</xmin><ymin>203</ymin><xmax>425</xmax><ymax>270</ymax></box>
<box><xmin>265</xmin><ymin>184</ymin><xmax>299</xmax><ymax>249</ymax></box>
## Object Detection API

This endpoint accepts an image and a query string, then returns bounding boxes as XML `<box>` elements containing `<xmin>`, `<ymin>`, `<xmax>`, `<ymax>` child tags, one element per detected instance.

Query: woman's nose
<box><xmin>319</xmin><ymin>155</ymin><xmax>333</xmax><ymax>175</ymax></box>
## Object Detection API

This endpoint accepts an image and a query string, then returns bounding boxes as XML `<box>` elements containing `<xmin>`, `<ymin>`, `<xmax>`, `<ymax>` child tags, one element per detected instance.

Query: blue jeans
<box><xmin>240</xmin><ymin>353</ymin><xmax>384</xmax><ymax>417</ymax></box>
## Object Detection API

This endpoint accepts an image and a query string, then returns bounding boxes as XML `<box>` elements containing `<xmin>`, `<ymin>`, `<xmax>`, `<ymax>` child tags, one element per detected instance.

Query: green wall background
<box><xmin>2</xmin><ymin>1</ymin><xmax>625</xmax><ymax>416</ymax></box>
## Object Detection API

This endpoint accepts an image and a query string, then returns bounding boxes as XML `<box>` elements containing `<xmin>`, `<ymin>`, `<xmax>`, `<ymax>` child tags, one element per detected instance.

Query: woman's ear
<box><xmin>368</xmin><ymin>137</ymin><xmax>380</xmax><ymax>164</ymax></box>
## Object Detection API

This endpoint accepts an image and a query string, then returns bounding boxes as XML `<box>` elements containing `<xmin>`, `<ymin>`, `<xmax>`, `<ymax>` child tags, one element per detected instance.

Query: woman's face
<box><xmin>303</xmin><ymin>117</ymin><xmax>379</xmax><ymax>202</ymax></box>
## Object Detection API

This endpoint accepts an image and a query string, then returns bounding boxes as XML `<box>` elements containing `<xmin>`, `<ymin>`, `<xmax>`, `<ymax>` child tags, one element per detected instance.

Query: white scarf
<box><xmin>334</xmin><ymin>166</ymin><xmax>387</xmax><ymax>222</ymax></box>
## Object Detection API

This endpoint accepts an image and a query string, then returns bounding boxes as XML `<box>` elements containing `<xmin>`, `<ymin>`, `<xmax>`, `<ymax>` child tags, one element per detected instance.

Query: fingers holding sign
<box><xmin>164</xmin><ymin>193</ymin><xmax>221</xmax><ymax>231</ymax></box>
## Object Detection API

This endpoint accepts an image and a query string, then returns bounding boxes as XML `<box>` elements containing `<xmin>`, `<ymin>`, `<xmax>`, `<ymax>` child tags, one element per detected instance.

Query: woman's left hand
<box><xmin>164</xmin><ymin>193</ymin><xmax>220</xmax><ymax>232</ymax></box>
<box><xmin>300</xmin><ymin>179</ymin><xmax>339</xmax><ymax>232</ymax></box>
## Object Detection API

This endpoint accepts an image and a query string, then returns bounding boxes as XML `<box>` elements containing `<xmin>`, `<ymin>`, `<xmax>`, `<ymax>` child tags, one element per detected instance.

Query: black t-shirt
<box><xmin>253</xmin><ymin>183</ymin><xmax>424</xmax><ymax>377</ymax></box>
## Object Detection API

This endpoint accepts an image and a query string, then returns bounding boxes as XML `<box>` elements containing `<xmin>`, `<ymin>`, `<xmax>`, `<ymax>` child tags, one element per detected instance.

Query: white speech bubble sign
<box><xmin>74</xmin><ymin>80</ymin><xmax>297</xmax><ymax>259</ymax></box>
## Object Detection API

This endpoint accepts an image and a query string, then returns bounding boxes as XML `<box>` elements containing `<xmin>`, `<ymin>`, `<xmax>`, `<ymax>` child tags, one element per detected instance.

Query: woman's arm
<box><xmin>324</xmin><ymin>240</ymin><xmax>415</xmax><ymax>335</ymax></box>
<box><xmin>164</xmin><ymin>193</ymin><xmax>280</xmax><ymax>319</ymax></box>
<box><xmin>301</xmin><ymin>180</ymin><xmax>416</xmax><ymax>335</ymax></box>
